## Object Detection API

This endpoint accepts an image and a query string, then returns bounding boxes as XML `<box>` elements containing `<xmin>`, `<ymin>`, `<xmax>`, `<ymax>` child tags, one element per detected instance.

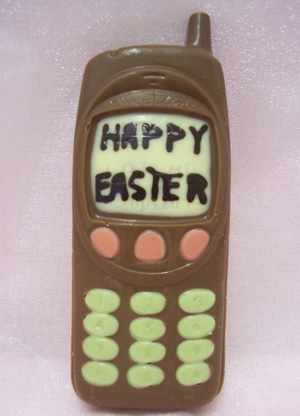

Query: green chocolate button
<box><xmin>85</xmin><ymin>289</ymin><xmax>120</xmax><ymax>313</ymax></box>
<box><xmin>130</xmin><ymin>318</ymin><xmax>166</xmax><ymax>341</ymax></box>
<box><xmin>177</xmin><ymin>339</ymin><xmax>214</xmax><ymax>362</ymax></box>
<box><xmin>83</xmin><ymin>312</ymin><xmax>119</xmax><ymax>337</ymax></box>
<box><xmin>130</xmin><ymin>292</ymin><xmax>166</xmax><ymax>315</ymax></box>
<box><xmin>82</xmin><ymin>336</ymin><xmax>119</xmax><ymax>361</ymax></box>
<box><xmin>129</xmin><ymin>341</ymin><xmax>166</xmax><ymax>364</ymax></box>
<box><xmin>176</xmin><ymin>362</ymin><xmax>211</xmax><ymax>386</ymax></box>
<box><xmin>178</xmin><ymin>314</ymin><xmax>215</xmax><ymax>339</ymax></box>
<box><xmin>127</xmin><ymin>364</ymin><xmax>165</xmax><ymax>388</ymax></box>
<box><xmin>81</xmin><ymin>361</ymin><xmax>119</xmax><ymax>386</ymax></box>
<box><xmin>178</xmin><ymin>289</ymin><xmax>216</xmax><ymax>314</ymax></box>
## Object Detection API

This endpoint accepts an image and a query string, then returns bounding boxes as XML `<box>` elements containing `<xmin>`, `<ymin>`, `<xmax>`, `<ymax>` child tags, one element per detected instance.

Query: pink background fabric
<box><xmin>1</xmin><ymin>0</ymin><xmax>299</xmax><ymax>415</ymax></box>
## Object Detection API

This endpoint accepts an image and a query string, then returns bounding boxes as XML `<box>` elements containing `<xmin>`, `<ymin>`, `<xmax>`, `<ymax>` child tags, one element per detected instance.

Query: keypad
<box><xmin>130</xmin><ymin>292</ymin><xmax>166</xmax><ymax>315</ymax></box>
<box><xmin>81</xmin><ymin>287</ymin><xmax>216</xmax><ymax>389</ymax></box>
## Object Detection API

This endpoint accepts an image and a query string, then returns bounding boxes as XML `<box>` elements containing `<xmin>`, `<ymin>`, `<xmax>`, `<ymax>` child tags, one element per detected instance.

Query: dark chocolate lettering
<box><xmin>166</xmin><ymin>123</ymin><xmax>186</xmax><ymax>152</ymax></box>
<box><xmin>121</xmin><ymin>123</ymin><xmax>138</xmax><ymax>149</ymax></box>
<box><xmin>100</xmin><ymin>124</ymin><xmax>120</xmax><ymax>151</ymax></box>
<box><xmin>110</xmin><ymin>173</ymin><xmax>129</xmax><ymax>201</ymax></box>
<box><xmin>189</xmin><ymin>124</ymin><xmax>209</xmax><ymax>154</ymax></box>
<box><xmin>163</xmin><ymin>172</ymin><xmax>182</xmax><ymax>201</ymax></box>
<box><xmin>96</xmin><ymin>172</ymin><xmax>129</xmax><ymax>203</ymax></box>
<box><xmin>129</xmin><ymin>171</ymin><xmax>146</xmax><ymax>201</ymax></box>
<box><xmin>146</xmin><ymin>167</ymin><xmax>183</xmax><ymax>201</ymax></box>
<box><xmin>95</xmin><ymin>172</ymin><xmax>113</xmax><ymax>203</ymax></box>
<box><xmin>187</xmin><ymin>174</ymin><xmax>208</xmax><ymax>204</ymax></box>
<box><xmin>146</xmin><ymin>167</ymin><xmax>159</xmax><ymax>200</ymax></box>
<box><xmin>142</xmin><ymin>124</ymin><xmax>163</xmax><ymax>149</ymax></box>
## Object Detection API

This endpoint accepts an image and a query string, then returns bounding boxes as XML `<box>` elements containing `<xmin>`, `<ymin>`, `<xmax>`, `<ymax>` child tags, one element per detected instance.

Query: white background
<box><xmin>1</xmin><ymin>0</ymin><xmax>299</xmax><ymax>415</ymax></box>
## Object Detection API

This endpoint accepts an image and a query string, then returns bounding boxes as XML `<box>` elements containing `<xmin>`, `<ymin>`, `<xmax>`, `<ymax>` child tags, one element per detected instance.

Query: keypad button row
<box><xmin>90</xmin><ymin>227</ymin><xmax>210</xmax><ymax>263</ymax></box>
<box><xmin>83</xmin><ymin>337</ymin><xmax>168</xmax><ymax>365</ymax></box>
<box><xmin>84</xmin><ymin>288</ymin><xmax>216</xmax><ymax>316</ymax></box>
<box><xmin>81</xmin><ymin>361</ymin><xmax>211</xmax><ymax>388</ymax></box>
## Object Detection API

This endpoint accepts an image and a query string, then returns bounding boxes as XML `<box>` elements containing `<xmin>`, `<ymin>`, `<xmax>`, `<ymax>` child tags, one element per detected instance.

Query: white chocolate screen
<box><xmin>90</xmin><ymin>113</ymin><xmax>211</xmax><ymax>217</ymax></box>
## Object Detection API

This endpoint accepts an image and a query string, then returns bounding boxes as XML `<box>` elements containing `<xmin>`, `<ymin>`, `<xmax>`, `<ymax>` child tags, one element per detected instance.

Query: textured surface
<box><xmin>0</xmin><ymin>0</ymin><xmax>300</xmax><ymax>414</ymax></box>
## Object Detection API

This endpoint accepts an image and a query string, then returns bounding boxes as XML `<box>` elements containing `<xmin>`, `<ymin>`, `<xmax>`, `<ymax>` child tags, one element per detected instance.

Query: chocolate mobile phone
<box><xmin>72</xmin><ymin>12</ymin><xmax>230</xmax><ymax>409</ymax></box>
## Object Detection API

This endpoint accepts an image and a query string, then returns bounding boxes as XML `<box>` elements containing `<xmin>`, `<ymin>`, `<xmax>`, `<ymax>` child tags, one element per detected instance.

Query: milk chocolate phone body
<box><xmin>72</xmin><ymin>13</ymin><xmax>230</xmax><ymax>409</ymax></box>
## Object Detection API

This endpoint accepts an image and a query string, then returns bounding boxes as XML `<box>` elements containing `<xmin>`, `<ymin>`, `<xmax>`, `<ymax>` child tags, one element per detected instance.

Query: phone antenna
<box><xmin>186</xmin><ymin>12</ymin><xmax>212</xmax><ymax>53</ymax></box>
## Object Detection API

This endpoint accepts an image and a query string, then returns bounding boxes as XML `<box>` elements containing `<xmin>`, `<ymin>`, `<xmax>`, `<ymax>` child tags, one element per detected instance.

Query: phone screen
<box><xmin>90</xmin><ymin>113</ymin><xmax>211</xmax><ymax>217</ymax></box>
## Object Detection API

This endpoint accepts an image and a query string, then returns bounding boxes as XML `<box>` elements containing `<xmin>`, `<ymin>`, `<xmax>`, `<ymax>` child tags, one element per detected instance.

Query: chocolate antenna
<box><xmin>186</xmin><ymin>12</ymin><xmax>212</xmax><ymax>53</ymax></box>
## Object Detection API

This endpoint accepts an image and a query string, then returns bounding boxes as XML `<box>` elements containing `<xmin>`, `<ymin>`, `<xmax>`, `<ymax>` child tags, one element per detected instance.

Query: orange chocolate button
<box><xmin>180</xmin><ymin>229</ymin><xmax>210</xmax><ymax>261</ymax></box>
<box><xmin>134</xmin><ymin>230</ymin><xmax>166</xmax><ymax>263</ymax></box>
<box><xmin>90</xmin><ymin>227</ymin><xmax>120</xmax><ymax>259</ymax></box>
